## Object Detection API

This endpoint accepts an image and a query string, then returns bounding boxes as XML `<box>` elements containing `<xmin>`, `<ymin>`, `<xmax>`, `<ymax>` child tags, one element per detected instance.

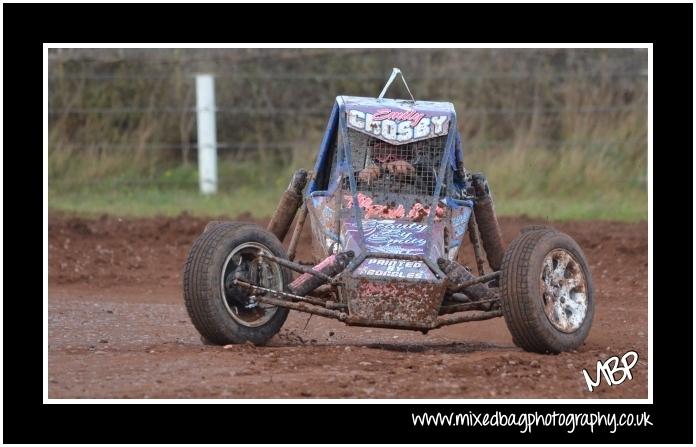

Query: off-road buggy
<box><xmin>183</xmin><ymin>69</ymin><xmax>594</xmax><ymax>354</ymax></box>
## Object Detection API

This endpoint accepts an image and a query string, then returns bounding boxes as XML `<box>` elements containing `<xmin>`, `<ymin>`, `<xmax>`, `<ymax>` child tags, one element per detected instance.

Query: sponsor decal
<box><xmin>344</xmin><ymin>219</ymin><xmax>428</xmax><ymax>255</ymax></box>
<box><xmin>452</xmin><ymin>208</ymin><xmax>471</xmax><ymax>238</ymax></box>
<box><xmin>373</xmin><ymin>108</ymin><xmax>425</xmax><ymax>126</ymax></box>
<box><xmin>355</xmin><ymin>258</ymin><xmax>434</xmax><ymax>280</ymax></box>
<box><xmin>347</xmin><ymin>108</ymin><xmax>449</xmax><ymax>143</ymax></box>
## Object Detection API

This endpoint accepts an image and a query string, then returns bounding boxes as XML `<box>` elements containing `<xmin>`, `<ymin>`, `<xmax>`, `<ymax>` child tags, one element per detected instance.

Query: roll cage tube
<box><xmin>307</xmin><ymin>102</ymin><xmax>340</xmax><ymax>194</ymax></box>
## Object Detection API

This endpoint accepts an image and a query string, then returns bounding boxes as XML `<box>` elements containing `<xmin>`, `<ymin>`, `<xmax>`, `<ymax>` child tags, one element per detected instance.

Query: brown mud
<box><xmin>48</xmin><ymin>212</ymin><xmax>648</xmax><ymax>398</ymax></box>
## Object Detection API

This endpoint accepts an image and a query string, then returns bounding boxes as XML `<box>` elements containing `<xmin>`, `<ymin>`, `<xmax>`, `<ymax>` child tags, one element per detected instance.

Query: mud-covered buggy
<box><xmin>183</xmin><ymin>69</ymin><xmax>594</xmax><ymax>354</ymax></box>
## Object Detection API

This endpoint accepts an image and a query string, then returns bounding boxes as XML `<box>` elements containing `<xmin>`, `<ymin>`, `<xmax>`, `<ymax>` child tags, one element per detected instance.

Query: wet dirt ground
<box><xmin>48</xmin><ymin>212</ymin><xmax>648</xmax><ymax>398</ymax></box>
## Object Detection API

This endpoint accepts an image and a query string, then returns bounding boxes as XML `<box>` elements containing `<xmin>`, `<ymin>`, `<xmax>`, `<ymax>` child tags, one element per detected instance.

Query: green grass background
<box><xmin>49</xmin><ymin>145</ymin><xmax>647</xmax><ymax>221</ymax></box>
<box><xmin>48</xmin><ymin>49</ymin><xmax>647</xmax><ymax>221</ymax></box>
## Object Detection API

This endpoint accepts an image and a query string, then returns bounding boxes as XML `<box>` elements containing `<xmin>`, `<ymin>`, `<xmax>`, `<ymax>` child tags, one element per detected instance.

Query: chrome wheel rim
<box><xmin>540</xmin><ymin>249</ymin><xmax>588</xmax><ymax>333</ymax></box>
<box><xmin>220</xmin><ymin>242</ymin><xmax>282</xmax><ymax>327</ymax></box>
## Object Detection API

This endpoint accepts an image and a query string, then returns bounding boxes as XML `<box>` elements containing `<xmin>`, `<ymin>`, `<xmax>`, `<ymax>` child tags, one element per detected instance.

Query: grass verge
<box><xmin>48</xmin><ymin>145</ymin><xmax>648</xmax><ymax>222</ymax></box>
<box><xmin>49</xmin><ymin>185</ymin><xmax>646</xmax><ymax>222</ymax></box>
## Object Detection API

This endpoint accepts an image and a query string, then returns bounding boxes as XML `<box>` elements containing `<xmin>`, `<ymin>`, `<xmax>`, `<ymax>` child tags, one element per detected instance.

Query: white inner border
<box><xmin>43</xmin><ymin>43</ymin><xmax>653</xmax><ymax>405</ymax></box>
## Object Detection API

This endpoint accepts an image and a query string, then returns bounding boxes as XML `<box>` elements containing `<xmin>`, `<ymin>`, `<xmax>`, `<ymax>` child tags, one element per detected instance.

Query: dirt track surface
<box><xmin>48</xmin><ymin>212</ymin><xmax>648</xmax><ymax>399</ymax></box>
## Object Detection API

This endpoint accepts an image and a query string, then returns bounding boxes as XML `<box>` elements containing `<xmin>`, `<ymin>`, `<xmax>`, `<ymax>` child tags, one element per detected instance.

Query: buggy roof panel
<box><xmin>338</xmin><ymin>96</ymin><xmax>455</xmax><ymax>145</ymax></box>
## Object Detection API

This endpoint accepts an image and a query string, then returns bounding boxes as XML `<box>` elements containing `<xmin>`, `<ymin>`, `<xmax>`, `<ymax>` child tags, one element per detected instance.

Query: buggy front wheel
<box><xmin>183</xmin><ymin>222</ymin><xmax>291</xmax><ymax>346</ymax></box>
<box><xmin>499</xmin><ymin>228</ymin><xmax>594</xmax><ymax>354</ymax></box>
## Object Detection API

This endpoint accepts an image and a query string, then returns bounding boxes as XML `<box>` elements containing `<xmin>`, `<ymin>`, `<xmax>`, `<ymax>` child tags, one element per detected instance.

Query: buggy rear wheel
<box><xmin>183</xmin><ymin>222</ymin><xmax>291</xmax><ymax>346</ymax></box>
<box><xmin>499</xmin><ymin>228</ymin><xmax>594</xmax><ymax>354</ymax></box>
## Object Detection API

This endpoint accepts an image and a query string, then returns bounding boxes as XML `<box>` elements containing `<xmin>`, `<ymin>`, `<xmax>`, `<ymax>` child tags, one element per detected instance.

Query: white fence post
<box><xmin>195</xmin><ymin>74</ymin><xmax>218</xmax><ymax>194</ymax></box>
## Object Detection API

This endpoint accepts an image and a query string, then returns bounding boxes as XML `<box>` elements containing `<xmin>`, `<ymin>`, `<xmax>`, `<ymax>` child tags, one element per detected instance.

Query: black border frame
<box><xmin>4</xmin><ymin>2</ymin><xmax>692</xmax><ymax>444</ymax></box>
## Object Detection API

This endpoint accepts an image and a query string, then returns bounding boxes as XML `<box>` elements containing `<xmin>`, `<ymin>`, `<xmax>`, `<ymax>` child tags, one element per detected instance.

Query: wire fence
<box><xmin>48</xmin><ymin>48</ymin><xmax>648</xmax><ymax>191</ymax></box>
<box><xmin>52</xmin><ymin>136</ymin><xmax>642</xmax><ymax>153</ymax></box>
<box><xmin>48</xmin><ymin>105</ymin><xmax>644</xmax><ymax>116</ymax></box>
<box><xmin>48</xmin><ymin>71</ymin><xmax>648</xmax><ymax>81</ymax></box>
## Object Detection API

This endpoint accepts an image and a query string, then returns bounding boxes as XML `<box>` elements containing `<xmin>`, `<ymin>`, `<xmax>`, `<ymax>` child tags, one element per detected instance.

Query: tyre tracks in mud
<box><xmin>48</xmin><ymin>213</ymin><xmax>648</xmax><ymax>398</ymax></box>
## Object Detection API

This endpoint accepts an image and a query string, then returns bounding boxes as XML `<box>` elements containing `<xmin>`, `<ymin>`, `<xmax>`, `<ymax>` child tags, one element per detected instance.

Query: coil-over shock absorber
<box><xmin>470</xmin><ymin>173</ymin><xmax>506</xmax><ymax>272</ymax></box>
<box><xmin>267</xmin><ymin>169</ymin><xmax>308</xmax><ymax>242</ymax></box>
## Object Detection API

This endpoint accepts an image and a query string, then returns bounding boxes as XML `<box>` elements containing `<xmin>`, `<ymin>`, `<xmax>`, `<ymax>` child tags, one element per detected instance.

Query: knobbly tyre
<box><xmin>183</xmin><ymin>68</ymin><xmax>594</xmax><ymax>354</ymax></box>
